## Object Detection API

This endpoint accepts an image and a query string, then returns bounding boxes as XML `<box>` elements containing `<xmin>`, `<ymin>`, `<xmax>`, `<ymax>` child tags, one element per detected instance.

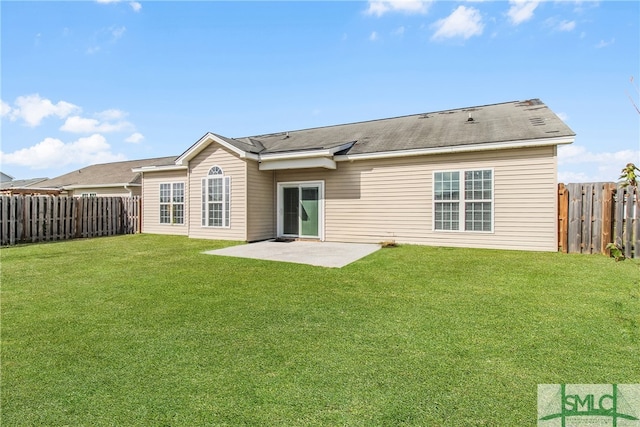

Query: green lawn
<box><xmin>1</xmin><ymin>235</ymin><xmax>638</xmax><ymax>426</ymax></box>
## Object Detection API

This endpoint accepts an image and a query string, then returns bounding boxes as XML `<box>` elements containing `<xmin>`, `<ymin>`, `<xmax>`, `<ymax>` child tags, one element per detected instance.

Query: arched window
<box><xmin>202</xmin><ymin>166</ymin><xmax>231</xmax><ymax>227</ymax></box>
<box><xmin>209</xmin><ymin>166</ymin><xmax>223</xmax><ymax>176</ymax></box>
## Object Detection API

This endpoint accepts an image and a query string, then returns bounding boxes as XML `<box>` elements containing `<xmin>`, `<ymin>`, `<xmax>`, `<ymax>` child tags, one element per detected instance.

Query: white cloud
<box><xmin>545</xmin><ymin>17</ymin><xmax>576</xmax><ymax>32</ymax></box>
<box><xmin>595</xmin><ymin>38</ymin><xmax>614</xmax><ymax>48</ymax></box>
<box><xmin>125</xmin><ymin>132</ymin><xmax>144</xmax><ymax>143</ymax></box>
<box><xmin>97</xmin><ymin>0</ymin><xmax>141</xmax><ymax>11</ymax></box>
<box><xmin>96</xmin><ymin>109</ymin><xmax>127</xmax><ymax>121</ymax></box>
<box><xmin>87</xmin><ymin>25</ymin><xmax>127</xmax><ymax>54</ymax></box>
<box><xmin>431</xmin><ymin>6</ymin><xmax>484</xmax><ymax>40</ymax></box>
<box><xmin>557</xmin><ymin>20</ymin><xmax>576</xmax><ymax>32</ymax></box>
<box><xmin>558</xmin><ymin>145</ymin><xmax>640</xmax><ymax>182</ymax></box>
<box><xmin>369</xmin><ymin>31</ymin><xmax>379</xmax><ymax>41</ymax></box>
<box><xmin>60</xmin><ymin>115</ymin><xmax>134</xmax><ymax>133</ymax></box>
<box><xmin>1</xmin><ymin>100</ymin><xmax>12</xmax><ymax>117</ymax></box>
<box><xmin>556</xmin><ymin>112</ymin><xmax>569</xmax><ymax>122</ymax></box>
<box><xmin>111</xmin><ymin>26</ymin><xmax>126</xmax><ymax>40</ymax></box>
<box><xmin>365</xmin><ymin>0</ymin><xmax>432</xmax><ymax>17</ymax></box>
<box><xmin>507</xmin><ymin>0</ymin><xmax>540</xmax><ymax>25</ymax></box>
<box><xmin>0</xmin><ymin>134</ymin><xmax>126</xmax><ymax>170</ymax></box>
<box><xmin>5</xmin><ymin>94</ymin><xmax>79</xmax><ymax>127</ymax></box>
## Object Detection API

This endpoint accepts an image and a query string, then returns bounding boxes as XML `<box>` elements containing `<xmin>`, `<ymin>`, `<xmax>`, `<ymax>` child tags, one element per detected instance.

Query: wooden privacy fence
<box><xmin>558</xmin><ymin>183</ymin><xmax>639</xmax><ymax>259</ymax></box>
<box><xmin>0</xmin><ymin>195</ymin><xmax>141</xmax><ymax>246</ymax></box>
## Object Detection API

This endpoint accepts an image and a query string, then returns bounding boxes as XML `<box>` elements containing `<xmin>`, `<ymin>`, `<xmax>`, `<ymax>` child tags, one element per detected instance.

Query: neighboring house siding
<box><xmin>246</xmin><ymin>160</ymin><xmax>275</xmax><ymax>242</ymax></box>
<box><xmin>188</xmin><ymin>144</ymin><xmax>247</xmax><ymax>241</ymax></box>
<box><xmin>140</xmin><ymin>169</ymin><xmax>188</xmax><ymax>236</ymax></box>
<box><xmin>276</xmin><ymin>146</ymin><xmax>557</xmax><ymax>251</ymax></box>
<box><xmin>69</xmin><ymin>187</ymin><xmax>141</xmax><ymax>197</ymax></box>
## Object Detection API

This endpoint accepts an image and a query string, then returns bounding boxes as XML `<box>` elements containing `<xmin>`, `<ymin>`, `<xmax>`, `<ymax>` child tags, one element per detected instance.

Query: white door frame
<box><xmin>276</xmin><ymin>180</ymin><xmax>325</xmax><ymax>240</ymax></box>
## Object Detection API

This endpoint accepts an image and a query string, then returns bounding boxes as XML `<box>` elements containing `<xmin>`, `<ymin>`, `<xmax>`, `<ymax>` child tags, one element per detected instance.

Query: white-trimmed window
<box><xmin>202</xmin><ymin>166</ymin><xmax>231</xmax><ymax>228</ymax></box>
<box><xmin>434</xmin><ymin>169</ymin><xmax>493</xmax><ymax>232</ymax></box>
<box><xmin>159</xmin><ymin>182</ymin><xmax>185</xmax><ymax>225</ymax></box>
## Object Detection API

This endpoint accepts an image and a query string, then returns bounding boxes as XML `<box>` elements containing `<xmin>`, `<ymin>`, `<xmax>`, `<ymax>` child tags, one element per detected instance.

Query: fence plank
<box><xmin>9</xmin><ymin>196</ymin><xmax>17</xmax><ymax>245</ymax></box>
<box><xmin>623</xmin><ymin>188</ymin><xmax>634</xmax><ymax>259</ymax></box>
<box><xmin>633</xmin><ymin>188</ymin><xmax>639</xmax><ymax>259</ymax></box>
<box><xmin>582</xmin><ymin>183</ymin><xmax>594</xmax><ymax>253</ymax></box>
<box><xmin>558</xmin><ymin>184</ymin><xmax>568</xmax><ymax>253</ymax></box>
<box><xmin>567</xmin><ymin>183</ymin><xmax>583</xmax><ymax>253</ymax></box>
<box><xmin>1</xmin><ymin>197</ymin><xmax>8</xmax><ymax>246</ymax></box>
<box><xmin>591</xmin><ymin>183</ymin><xmax>605</xmax><ymax>254</ymax></box>
<box><xmin>601</xmin><ymin>183</ymin><xmax>615</xmax><ymax>254</ymax></box>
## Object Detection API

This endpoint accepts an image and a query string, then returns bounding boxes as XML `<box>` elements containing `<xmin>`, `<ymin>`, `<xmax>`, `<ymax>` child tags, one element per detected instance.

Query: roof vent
<box><xmin>467</xmin><ymin>113</ymin><xmax>474</xmax><ymax>122</ymax></box>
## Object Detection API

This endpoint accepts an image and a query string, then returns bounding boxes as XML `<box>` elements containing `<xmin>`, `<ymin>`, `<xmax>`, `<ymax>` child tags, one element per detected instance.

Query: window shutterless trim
<box><xmin>432</xmin><ymin>168</ymin><xmax>494</xmax><ymax>233</ymax></box>
<box><xmin>201</xmin><ymin>166</ymin><xmax>231</xmax><ymax>228</ymax></box>
<box><xmin>159</xmin><ymin>182</ymin><xmax>185</xmax><ymax>225</ymax></box>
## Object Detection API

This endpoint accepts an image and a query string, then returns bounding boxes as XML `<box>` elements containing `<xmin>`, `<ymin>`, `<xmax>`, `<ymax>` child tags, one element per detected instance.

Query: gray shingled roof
<box><xmin>0</xmin><ymin>177</ymin><xmax>48</xmax><ymax>190</ymax></box>
<box><xmin>237</xmin><ymin>99</ymin><xmax>574</xmax><ymax>155</ymax></box>
<box><xmin>36</xmin><ymin>156</ymin><xmax>178</xmax><ymax>189</ymax></box>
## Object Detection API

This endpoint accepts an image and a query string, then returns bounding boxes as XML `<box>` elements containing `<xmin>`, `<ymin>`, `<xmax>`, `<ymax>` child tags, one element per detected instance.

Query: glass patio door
<box><xmin>279</xmin><ymin>182</ymin><xmax>323</xmax><ymax>239</ymax></box>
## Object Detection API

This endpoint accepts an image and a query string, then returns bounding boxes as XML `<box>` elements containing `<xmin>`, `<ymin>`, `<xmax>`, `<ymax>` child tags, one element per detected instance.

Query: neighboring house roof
<box><xmin>0</xmin><ymin>171</ymin><xmax>15</xmax><ymax>182</ymax></box>
<box><xmin>166</xmin><ymin>99</ymin><xmax>575</xmax><ymax>171</ymax></box>
<box><xmin>0</xmin><ymin>177</ymin><xmax>48</xmax><ymax>189</ymax></box>
<box><xmin>37</xmin><ymin>156</ymin><xmax>178</xmax><ymax>190</ymax></box>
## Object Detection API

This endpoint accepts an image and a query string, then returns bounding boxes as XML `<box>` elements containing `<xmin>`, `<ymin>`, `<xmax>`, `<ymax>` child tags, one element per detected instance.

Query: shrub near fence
<box><xmin>0</xmin><ymin>195</ymin><xmax>141</xmax><ymax>246</ymax></box>
<box><xmin>558</xmin><ymin>183</ymin><xmax>639</xmax><ymax>259</ymax></box>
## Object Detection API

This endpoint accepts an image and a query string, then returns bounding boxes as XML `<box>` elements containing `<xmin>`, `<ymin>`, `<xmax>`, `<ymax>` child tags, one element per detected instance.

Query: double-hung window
<box><xmin>159</xmin><ymin>182</ymin><xmax>185</xmax><ymax>224</ymax></box>
<box><xmin>434</xmin><ymin>169</ymin><xmax>493</xmax><ymax>232</ymax></box>
<box><xmin>202</xmin><ymin>166</ymin><xmax>231</xmax><ymax>227</ymax></box>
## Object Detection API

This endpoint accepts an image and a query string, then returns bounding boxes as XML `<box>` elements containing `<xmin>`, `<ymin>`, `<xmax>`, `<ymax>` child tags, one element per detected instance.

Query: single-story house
<box><xmin>134</xmin><ymin>99</ymin><xmax>575</xmax><ymax>251</ymax></box>
<box><xmin>0</xmin><ymin>177</ymin><xmax>50</xmax><ymax>195</ymax></box>
<box><xmin>33</xmin><ymin>156</ymin><xmax>178</xmax><ymax>197</ymax></box>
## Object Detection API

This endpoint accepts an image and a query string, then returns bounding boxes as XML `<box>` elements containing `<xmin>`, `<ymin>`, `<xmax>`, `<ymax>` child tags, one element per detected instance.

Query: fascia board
<box><xmin>259</xmin><ymin>157</ymin><xmax>336</xmax><ymax>171</ymax></box>
<box><xmin>132</xmin><ymin>165</ymin><xmax>188</xmax><ymax>173</ymax></box>
<box><xmin>62</xmin><ymin>183</ymin><xmax>142</xmax><ymax>190</ymax></box>
<box><xmin>259</xmin><ymin>149</ymin><xmax>334</xmax><ymax>161</ymax></box>
<box><xmin>334</xmin><ymin>136</ymin><xmax>575</xmax><ymax>162</ymax></box>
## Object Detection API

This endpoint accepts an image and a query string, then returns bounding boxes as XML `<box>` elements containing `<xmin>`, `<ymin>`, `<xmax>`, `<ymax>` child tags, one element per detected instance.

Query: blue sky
<box><xmin>1</xmin><ymin>1</ymin><xmax>639</xmax><ymax>182</ymax></box>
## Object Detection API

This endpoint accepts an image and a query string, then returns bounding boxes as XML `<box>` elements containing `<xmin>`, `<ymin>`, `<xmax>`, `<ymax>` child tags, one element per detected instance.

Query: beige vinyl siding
<box><xmin>276</xmin><ymin>146</ymin><xmax>558</xmax><ymax>251</ymax></box>
<box><xmin>246</xmin><ymin>160</ymin><xmax>275</xmax><ymax>241</ymax></box>
<box><xmin>68</xmin><ymin>187</ymin><xmax>140</xmax><ymax>197</ymax></box>
<box><xmin>188</xmin><ymin>144</ymin><xmax>247</xmax><ymax>241</ymax></box>
<box><xmin>139</xmin><ymin>169</ymin><xmax>188</xmax><ymax>236</ymax></box>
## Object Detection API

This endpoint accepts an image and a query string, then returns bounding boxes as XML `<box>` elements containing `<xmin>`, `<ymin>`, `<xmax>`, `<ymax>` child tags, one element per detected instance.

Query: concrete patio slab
<box><xmin>203</xmin><ymin>240</ymin><xmax>381</xmax><ymax>268</ymax></box>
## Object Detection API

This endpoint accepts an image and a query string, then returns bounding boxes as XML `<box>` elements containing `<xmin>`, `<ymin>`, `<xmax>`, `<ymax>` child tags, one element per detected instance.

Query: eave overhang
<box><xmin>62</xmin><ymin>183</ymin><xmax>142</xmax><ymax>190</ymax></box>
<box><xmin>258</xmin><ymin>141</ymin><xmax>354</xmax><ymax>171</ymax></box>
<box><xmin>132</xmin><ymin>165</ymin><xmax>188</xmax><ymax>173</ymax></box>
<box><xmin>334</xmin><ymin>136</ymin><xmax>575</xmax><ymax>162</ymax></box>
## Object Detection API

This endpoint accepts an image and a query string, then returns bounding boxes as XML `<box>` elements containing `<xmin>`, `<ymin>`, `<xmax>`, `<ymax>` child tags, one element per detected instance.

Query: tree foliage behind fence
<box><xmin>0</xmin><ymin>195</ymin><xmax>141</xmax><ymax>246</ymax></box>
<box><xmin>558</xmin><ymin>183</ymin><xmax>639</xmax><ymax>258</ymax></box>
